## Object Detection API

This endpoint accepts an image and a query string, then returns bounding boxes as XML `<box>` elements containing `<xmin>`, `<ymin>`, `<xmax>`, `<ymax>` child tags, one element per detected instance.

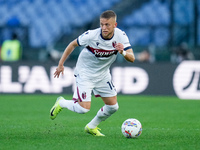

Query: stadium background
<box><xmin>0</xmin><ymin>0</ymin><xmax>200</xmax><ymax>99</ymax></box>
<box><xmin>0</xmin><ymin>1</ymin><xmax>200</xmax><ymax>150</ymax></box>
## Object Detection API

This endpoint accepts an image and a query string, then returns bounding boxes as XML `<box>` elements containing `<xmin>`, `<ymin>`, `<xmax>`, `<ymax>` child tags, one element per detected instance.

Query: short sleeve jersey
<box><xmin>75</xmin><ymin>27</ymin><xmax>131</xmax><ymax>80</ymax></box>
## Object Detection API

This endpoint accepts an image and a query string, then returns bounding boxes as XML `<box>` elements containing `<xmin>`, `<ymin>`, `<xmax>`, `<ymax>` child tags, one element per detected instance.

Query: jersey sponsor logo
<box><xmin>87</xmin><ymin>46</ymin><xmax>117</xmax><ymax>57</ymax></box>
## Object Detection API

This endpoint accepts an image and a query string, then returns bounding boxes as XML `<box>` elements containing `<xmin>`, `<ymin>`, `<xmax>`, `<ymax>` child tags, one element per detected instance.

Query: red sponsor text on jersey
<box><xmin>87</xmin><ymin>46</ymin><xmax>118</xmax><ymax>57</ymax></box>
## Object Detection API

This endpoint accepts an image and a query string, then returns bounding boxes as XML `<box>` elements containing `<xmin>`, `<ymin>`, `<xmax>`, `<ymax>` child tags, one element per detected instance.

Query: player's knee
<box><xmin>106</xmin><ymin>103</ymin><xmax>119</xmax><ymax>114</ymax></box>
<box><xmin>76</xmin><ymin>103</ymin><xmax>90</xmax><ymax>114</ymax></box>
<box><xmin>76</xmin><ymin>101</ymin><xmax>91</xmax><ymax>114</ymax></box>
<box><xmin>79</xmin><ymin>106</ymin><xmax>90</xmax><ymax>114</ymax></box>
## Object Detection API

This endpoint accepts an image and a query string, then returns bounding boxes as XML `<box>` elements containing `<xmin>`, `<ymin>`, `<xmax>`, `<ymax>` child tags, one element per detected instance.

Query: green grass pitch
<box><xmin>0</xmin><ymin>94</ymin><xmax>200</xmax><ymax>150</ymax></box>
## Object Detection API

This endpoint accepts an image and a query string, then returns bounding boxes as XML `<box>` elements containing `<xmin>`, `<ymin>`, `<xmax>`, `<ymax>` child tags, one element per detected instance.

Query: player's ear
<box><xmin>114</xmin><ymin>22</ymin><xmax>117</xmax><ymax>28</ymax></box>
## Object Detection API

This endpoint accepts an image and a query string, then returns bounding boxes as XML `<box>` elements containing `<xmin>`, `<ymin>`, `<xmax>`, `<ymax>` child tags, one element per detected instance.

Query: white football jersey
<box><xmin>74</xmin><ymin>27</ymin><xmax>131</xmax><ymax>81</ymax></box>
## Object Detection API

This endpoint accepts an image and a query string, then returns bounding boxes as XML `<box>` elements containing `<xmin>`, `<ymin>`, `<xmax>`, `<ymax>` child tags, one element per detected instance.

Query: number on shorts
<box><xmin>107</xmin><ymin>81</ymin><xmax>115</xmax><ymax>90</ymax></box>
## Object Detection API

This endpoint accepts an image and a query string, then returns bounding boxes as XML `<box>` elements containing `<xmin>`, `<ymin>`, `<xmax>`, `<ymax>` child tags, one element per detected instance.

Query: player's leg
<box><xmin>59</xmin><ymin>97</ymin><xmax>90</xmax><ymax>113</ymax></box>
<box><xmin>50</xmin><ymin>76</ymin><xmax>92</xmax><ymax>120</ymax></box>
<box><xmin>85</xmin><ymin>96</ymin><xmax>118</xmax><ymax>136</ymax></box>
<box><xmin>86</xmin><ymin>96</ymin><xmax>119</xmax><ymax>128</ymax></box>
<box><xmin>50</xmin><ymin>98</ymin><xmax>91</xmax><ymax>120</ymax></box>
<box><xmin>85</xmin><ymin>76</ymin><xmax>118</xmax><ymax>136</ymax></box>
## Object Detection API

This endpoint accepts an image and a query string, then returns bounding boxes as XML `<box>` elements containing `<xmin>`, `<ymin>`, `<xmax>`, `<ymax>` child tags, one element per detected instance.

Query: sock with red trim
<box><xmin>87</xmin><ymin>103</ymin><xmax>119</xmax><ymax>129</ymax></box>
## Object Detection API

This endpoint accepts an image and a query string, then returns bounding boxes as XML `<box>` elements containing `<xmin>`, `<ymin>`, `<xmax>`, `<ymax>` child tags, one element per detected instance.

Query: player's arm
<box><xmin>54</xmin><ymin>39</ymin><xmax>79</xmax><ymax>78</ymax></box>
<box><xmin>115</xmin><ymin>43</ymin><xmax>135</xmax><ymax>62</ymax></box>
<box><xmin>123</xmin><ymin>48</ymin><xmax>135</xmax><ymax>62</ymax></box>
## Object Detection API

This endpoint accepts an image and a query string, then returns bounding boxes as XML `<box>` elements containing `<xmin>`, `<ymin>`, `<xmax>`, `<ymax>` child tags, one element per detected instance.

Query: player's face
<box><xmin>100</xmin><ymin>17</ymin><xmax>117</xmax><ymax>39</ymax></box>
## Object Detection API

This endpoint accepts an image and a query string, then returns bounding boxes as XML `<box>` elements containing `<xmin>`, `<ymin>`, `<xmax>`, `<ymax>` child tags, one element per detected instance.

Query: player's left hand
<box><xmin>115</xmin><ymin>43</ymin><xmax>124</xmax><ymax>54</ymax></box>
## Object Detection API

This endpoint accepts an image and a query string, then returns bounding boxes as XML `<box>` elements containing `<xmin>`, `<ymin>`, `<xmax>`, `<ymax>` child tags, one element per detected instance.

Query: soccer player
<box><xmin>50</xmin><ymin>10</ymin><xmax>135</xmax><ymax>136</ymax></box>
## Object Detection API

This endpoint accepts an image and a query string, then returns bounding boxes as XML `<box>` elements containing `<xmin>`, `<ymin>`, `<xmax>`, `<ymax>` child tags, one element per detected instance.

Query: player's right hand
<box><xmin>54</xmin><ymin>65</ymin><xmax>64</xmax><ymax>78</ymax></box>
<box><xmin>115</xmin><ymin>43</ymin><xmax>124</xmax><ymax>54</ymax></box>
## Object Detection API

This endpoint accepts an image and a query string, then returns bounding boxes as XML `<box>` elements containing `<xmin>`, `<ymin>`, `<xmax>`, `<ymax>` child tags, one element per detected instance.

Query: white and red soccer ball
<box><xmin>121</xmin><ymin>118</ymin><xmax>142</xmax><ymax>138</ymax></box>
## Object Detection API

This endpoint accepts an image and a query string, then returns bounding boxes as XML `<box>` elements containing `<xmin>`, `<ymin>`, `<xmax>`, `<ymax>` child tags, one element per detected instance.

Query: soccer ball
<box><xmin>121</xmin><ymin>118</ymin><xmax>142</xmax><ymax>138</ymax></box>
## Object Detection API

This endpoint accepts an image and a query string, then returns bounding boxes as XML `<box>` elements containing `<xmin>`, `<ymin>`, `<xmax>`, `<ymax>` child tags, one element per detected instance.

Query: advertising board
<box><xmin>0</xmin><ymin>61</ymin><xmax>199</xmax><ymax>99</ymax></box>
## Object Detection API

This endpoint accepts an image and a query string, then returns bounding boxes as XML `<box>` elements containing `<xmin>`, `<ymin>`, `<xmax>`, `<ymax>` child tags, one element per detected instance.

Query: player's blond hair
<box><xmin>100</xmin><ymin>10</ymin><xmax>117</xmax><ymax>21</ymax></box>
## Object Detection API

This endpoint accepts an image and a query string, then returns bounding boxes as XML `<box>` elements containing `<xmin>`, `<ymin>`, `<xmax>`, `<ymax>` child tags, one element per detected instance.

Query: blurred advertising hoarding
<box><xmin>173</xmin><ymin>61</ymin><xmax>200</xmax><ymax>100</ymax></box>
<box><xmin>0</xmin><ymin>61</ymin><xmax>199</xmax><ymax>100</ymax></box>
